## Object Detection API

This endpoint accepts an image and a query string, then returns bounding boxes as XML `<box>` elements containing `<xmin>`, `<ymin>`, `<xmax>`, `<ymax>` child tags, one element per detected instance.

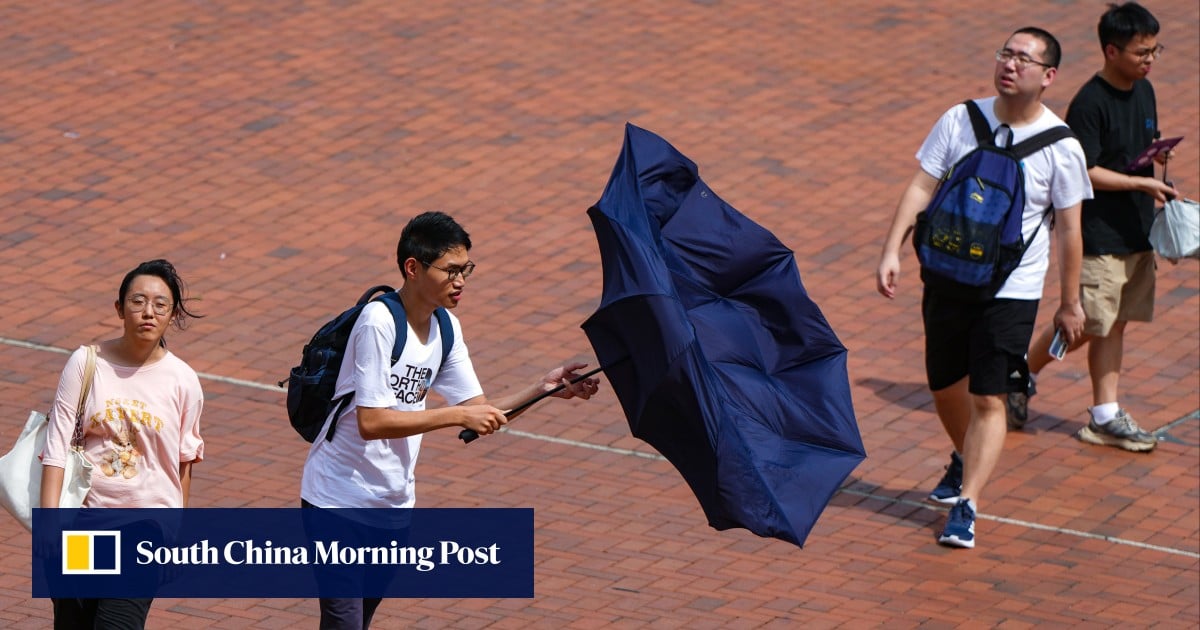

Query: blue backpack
<box><xmin>914</xmin><ymin>100</ymin><xmax>1075</xmax><ymax>301</ymax></box>
<box><xmin>282</xmin><ymin>285</ymin><xmax>453</xmax><ymax>442</ymax></box>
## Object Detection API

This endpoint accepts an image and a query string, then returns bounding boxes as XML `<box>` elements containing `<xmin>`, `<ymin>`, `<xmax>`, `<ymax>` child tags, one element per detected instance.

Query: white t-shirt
<box><xmin>916</xmin><ymin>97</ymin><xmax>1093</xmax><ymax>300</ymax></box>
<box><xmin>300</xmin><ymin>301</ymin><xmax>482</xmax><ymax>509</ymax></box>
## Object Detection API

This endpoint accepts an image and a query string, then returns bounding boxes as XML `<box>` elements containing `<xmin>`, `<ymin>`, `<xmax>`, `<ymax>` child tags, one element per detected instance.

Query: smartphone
<box><xmin>1125</xmin><ymin>136</ymin><xmax>1183</xmax><ymax>172</ymax></box>
<box><xmin>1048</xmin><ymin>328</ymin><xmax>1068</xmax><ymax>361</ymax></box>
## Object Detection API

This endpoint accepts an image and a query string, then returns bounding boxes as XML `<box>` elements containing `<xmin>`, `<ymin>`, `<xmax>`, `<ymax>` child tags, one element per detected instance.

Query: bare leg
<box><xmin>959</xmin><ymin>394</ymin><xmax>1007</xmax><ymax>502</ymax></box>
<box><xmin>1088</xmin><ymin>321</ymin><xmax>1126</xmax><ymax>406</ymax></box>
<box><xmin>931</xmin><ymin>378</ymin><xmax>971</xmax><ymax>453</ymax></box>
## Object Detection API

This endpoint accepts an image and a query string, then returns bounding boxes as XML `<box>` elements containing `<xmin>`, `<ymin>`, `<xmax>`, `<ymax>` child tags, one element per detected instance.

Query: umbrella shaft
<box><xmin>506</xmin><ymin>366</ymin><xmax>604</xmax><ymax>417</ymax></box>
<box><xmin>459</xmin><ymin>366</ymin><xmax>605</xmax><ymax>443</ymax></box>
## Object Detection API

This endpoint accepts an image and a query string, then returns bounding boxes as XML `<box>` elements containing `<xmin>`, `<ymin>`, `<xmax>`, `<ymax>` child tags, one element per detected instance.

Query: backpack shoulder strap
<box><xmin>434</xmin><ymin>308</ymin><xmax>454</xmax><ymax>365</ymax></box>
<box><xmin>376</xmin><ymin>290</ymin><xmax>408</xmax><ymax>365</ymax></box>
<box><xmin>962</xmin><ymin>100</ymin><xmax>994</xmax><ymax>146</ymax></box>
<box><xmin>323</xmin><ymin>284</ymin><xmax>400</xmax><ymax>443</ymax></box>
<box><xmin>374</xmin><ymin>292</ymin><xmax>453</xmax><ymax>367</ymax></box>
<box><xmin>1011</xmin><ymin>126</ymin><xmax>1075</xmax><ymax>160</ymax></box>
<box><xmin>357</xmin><ymin>284</ymin><xmax>395</xmax><ymax>304</ymax></box>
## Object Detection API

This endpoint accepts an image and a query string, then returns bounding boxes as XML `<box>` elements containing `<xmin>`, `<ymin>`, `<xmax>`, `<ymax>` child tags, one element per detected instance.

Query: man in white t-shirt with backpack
<box><xmin>301</xmin><ymin>211</ymin><xmax>600</xmax><ymax>628</ymax></box>
<box><xmin>876</xmin><ymin>27</ymin><xmax>1092</xmax><ymax>550</ymax></box>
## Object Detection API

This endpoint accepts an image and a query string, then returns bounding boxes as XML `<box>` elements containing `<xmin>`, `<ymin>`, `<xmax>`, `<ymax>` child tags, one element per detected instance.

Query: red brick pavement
<box><xmin>1</xmin><ymin>0</ymin><xmax>1197</xmax><ymax>627</ymax></box>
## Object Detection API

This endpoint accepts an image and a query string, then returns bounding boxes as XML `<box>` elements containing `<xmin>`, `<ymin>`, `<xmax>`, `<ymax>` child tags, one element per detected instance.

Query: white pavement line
<box><xmin>505</xmin><ymin>429</ymin><xmax>1198</xmax><ymax>559</ymax></box>
<box><xmin>0</xmin><ymin>336</ymin><xmax>284</xmax><ymax>393</ymax></box>
<box><xmin>502</xmin><ymin>428</ymin><xmax>665</xmax><ymax>460</ymax></box>
<box><xmin>197</xmin><ymin>372</ymin><xmax>282</xmax><ymax>392</ymax></box>
<box><xmin>836</xmin><ymin>487</ymin><xmax>1200</xmax><ymax>559</ymax></box>
<box><xmin>1156</xmin><ymin>409</ymin><xmax>1200</xmax><ymax>434</ymax></box>
<box><xmin>0</xmin><ymin>337</ymin><xmax>72</xmax><ymax>355</ymax></box>
<box><xmin>4</xmin><ymin>335</ymin><xmax>1198</xmax><ymax>559</ymax></box>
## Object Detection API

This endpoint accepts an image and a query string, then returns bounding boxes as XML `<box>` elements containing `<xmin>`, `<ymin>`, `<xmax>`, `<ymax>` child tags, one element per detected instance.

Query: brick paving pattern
<box><xmin>0</xmin><ymin>1</ymin><xmax>1197</xmax><ymax>627</ymax></box>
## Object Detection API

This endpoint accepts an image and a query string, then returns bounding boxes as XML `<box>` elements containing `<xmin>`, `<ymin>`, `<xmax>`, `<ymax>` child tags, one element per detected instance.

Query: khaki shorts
<box><xmin>1080</xmin><ymin>251</ymin><xmax>1155</xmax><ymax>337</ymax></box>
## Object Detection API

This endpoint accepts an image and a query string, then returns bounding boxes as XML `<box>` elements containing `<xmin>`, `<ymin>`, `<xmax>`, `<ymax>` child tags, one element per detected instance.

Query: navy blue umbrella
<box><xmin>582</xmin><ymin>123</ymin><xmax>866</xmax><ymax>548</ymax></box>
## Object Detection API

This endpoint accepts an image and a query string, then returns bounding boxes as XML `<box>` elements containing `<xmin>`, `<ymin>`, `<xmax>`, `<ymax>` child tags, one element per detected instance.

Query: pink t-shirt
<box><xmin>42</xmin><ymin>346</ymin><xmax>205</xmax><ymax>508</ymax></box>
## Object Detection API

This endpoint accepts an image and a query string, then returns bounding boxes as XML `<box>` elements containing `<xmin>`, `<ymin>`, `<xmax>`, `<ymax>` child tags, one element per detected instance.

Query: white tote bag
<box><xmin>1150</xmin><ymin>197</ymin><xmax>1200</xmax><ymax>261</ymax></box>
<box><xmin>0</xmin><ymin>346</ymin><xmax>96</xmax><ymax>531</ymax></box>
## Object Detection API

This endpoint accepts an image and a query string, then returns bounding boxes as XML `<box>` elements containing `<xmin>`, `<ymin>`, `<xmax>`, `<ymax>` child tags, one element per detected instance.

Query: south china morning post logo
<box><xmin>133</xmin><ymin>537</ymin><xmax>500</xmax><ymax>573</ymax></box>
<box><xmin>34</xmin><ymin>508</ymin><xmax>534</xmax><ymax>598</ymax></box>
<box><xmin>61</xmin><ymin>530</ymin><xmax>122</xmax><ymax>575</ymax></box>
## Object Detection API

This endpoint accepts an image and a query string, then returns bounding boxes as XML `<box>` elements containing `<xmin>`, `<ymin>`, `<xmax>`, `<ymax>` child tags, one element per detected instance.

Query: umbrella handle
<box><xmin>459</xmin><ymin>367</ymin><xmax>604</xmax><ymax>444</ymax></box>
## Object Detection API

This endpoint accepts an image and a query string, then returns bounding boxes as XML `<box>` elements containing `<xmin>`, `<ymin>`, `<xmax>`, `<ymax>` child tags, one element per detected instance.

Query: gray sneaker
<box><xmin>1006</xmin><ymin>378</ymin><xmax>1037</xmax><ymax>431</ymax></box>
<box><xmin>1075</xmin><ymin>410</ymin><xmax>1157</xmax><ymax>452</ymax></box>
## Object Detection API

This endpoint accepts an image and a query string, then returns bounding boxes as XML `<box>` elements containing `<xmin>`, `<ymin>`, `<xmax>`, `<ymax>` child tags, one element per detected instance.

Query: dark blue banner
<box><xmin>32</xmin><ymin>508</ymin><xmax>533</xmax><ymax>598</ymax></box>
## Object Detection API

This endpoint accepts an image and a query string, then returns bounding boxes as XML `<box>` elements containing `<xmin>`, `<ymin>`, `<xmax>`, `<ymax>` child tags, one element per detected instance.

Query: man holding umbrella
<box><xmin>876</xmin><ymin>27</ymin><xmax>1092</xmax><ymax>549</ymax></box>
<box><xmin>299</xmin><ymin>211</ymin><xmax>599</xmax><ymax>627</ymax></box>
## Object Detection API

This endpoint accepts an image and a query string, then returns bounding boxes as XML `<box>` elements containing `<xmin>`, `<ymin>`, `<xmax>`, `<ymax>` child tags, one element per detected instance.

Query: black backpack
<box><xmin>282</xmin><ymin>285</ymin><xmax>453</xmax><ymax>442</ymax></box>
<box><xmin>913</xmin><ymin>100</ymin><xmax>1075</xmax><ymax>301</ymax></box>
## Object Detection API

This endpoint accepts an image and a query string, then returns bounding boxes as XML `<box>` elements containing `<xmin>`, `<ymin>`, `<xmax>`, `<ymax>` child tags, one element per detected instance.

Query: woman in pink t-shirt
<box><xmin>40</xmin><ymin>259</ymin><xmax>205</xmax><ymax>629</ymax></box>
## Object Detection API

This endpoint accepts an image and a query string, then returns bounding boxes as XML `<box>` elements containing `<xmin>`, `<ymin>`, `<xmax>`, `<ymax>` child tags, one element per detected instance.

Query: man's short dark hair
<box><xmin>1012</xmin><ymin>26</ymin><xmax>1062</xmax><ymax>69</ymax></box>
<box><xmin>1098</xmin><ymin>2</ymin><xmax>1159</xmax><ymax>51</ymax></box>
<box><xmin>396</xmin><ymin>211</ymin><xmax>472</xmax><ymax>278</ymax></box>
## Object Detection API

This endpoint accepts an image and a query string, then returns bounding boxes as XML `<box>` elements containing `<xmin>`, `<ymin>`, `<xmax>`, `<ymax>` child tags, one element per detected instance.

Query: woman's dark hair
<box><xmin>1098</xmin><ymin>2</ymin><xmax>1159</xmax><ymax>51</ymax></box>
<box><xmin>396</xmin><ymin>211</ymin><xmax>472</xmax><ymax>278</ymax></box>
<box><xmin>118</xmin><ymin>259</ymin><xmax>202</xmax><ymax>342</ymax></box>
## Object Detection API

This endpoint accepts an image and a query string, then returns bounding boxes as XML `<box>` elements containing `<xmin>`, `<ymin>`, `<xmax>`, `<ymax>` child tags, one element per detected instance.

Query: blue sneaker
<box><xmin>928</xmin><ymin>452</ymin><xmax>962</xmax><ymax>505</ymax></box>
<box><xmin>938</xmin><ymin>498</ymin><xmax>976</xmax><ymax>549</ymax></box>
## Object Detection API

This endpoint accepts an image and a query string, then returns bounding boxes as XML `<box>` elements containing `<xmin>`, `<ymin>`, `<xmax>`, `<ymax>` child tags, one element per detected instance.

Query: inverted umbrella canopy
<box><xmin>582</xmin><ymin>123</ymin><xmax>866</xmax><ymax>548</ymax></box>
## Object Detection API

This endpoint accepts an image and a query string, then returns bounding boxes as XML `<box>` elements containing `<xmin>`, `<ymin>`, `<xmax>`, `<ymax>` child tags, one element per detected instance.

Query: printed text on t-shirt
<box><xmin>392</xmin><ymin>365</ymin><xmax>432</xmax><ymax>404</ymax></box>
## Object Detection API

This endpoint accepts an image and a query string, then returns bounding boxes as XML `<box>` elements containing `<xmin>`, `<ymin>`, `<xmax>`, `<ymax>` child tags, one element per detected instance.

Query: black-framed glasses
<box><xmin>126</xmin><ymin>295</ymin><xmax>173</xmax><ymax>316</ymax></box>
<box><xmin>424</xmin><ymin>260</ymin><xmax>475</xmax><ymax>281</ymax></box>
<box><xmin>1120</xmin><ymin>43</ymin><xmax>1164</xmax><ymax>60</ymax></box>
<box><xmin>995</xmin><ymin>49</ymin><xmax>1053</xmax><ymax>70</ymax></box>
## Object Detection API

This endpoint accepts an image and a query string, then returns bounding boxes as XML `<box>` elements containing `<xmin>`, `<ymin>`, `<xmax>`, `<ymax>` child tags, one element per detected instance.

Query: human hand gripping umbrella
<box><xmin>458</xmin><ymin>367</ymin><xmax>604</xmax><ymax>443</ymax></box>
<box><xmin>578</xmin><ymin>123</ymin><xmax>866</xmax><ymax>548</ymax></box>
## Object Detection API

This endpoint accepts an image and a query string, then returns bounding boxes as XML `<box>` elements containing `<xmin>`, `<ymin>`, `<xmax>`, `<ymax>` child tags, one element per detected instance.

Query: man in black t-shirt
<box><xmin>1012</xmin><ymin>2</ymin><xmax>1180</xmax><ymax>451</ymax></box>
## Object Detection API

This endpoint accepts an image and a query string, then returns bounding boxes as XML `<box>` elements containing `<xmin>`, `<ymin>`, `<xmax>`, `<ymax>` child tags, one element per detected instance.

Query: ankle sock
<box><xmin>1090</xmin><ymin>402</ymin><xmax>1120</xmax><ymax>425</ymax></box>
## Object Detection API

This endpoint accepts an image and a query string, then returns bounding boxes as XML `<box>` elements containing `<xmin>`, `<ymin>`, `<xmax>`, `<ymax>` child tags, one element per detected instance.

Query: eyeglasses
<box><xmin>424</xmin><ymin>260</ymin><xmax>475</xmax><ymax>281</ymax></box>
<box><xmin>126</xmin><ymin>295</ymin><xmax>173</xmax><ymax>316</ymax></box>
<box><xmin>995</xmin><ymin>49</ymin><xmax>1053</xmax><ymax>70</ymax></box>
<box><xmin>1120</xmin><ymin>43</ymin><xmax>1164</xmax><ymax>60</ymax></box>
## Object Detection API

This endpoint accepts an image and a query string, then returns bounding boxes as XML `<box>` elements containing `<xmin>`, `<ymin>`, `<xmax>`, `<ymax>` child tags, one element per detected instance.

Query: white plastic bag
<box><xmin>1150</xmin><ymin>197</ymin><xmax>1200</xmax><ymax>261</ymax></box>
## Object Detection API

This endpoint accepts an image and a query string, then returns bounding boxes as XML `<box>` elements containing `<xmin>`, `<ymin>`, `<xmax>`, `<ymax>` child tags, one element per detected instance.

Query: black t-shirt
<box><xmin>1065</xmin><ymin>75</ymin><xmax>1158</xmax><ymax>255</ymax></box>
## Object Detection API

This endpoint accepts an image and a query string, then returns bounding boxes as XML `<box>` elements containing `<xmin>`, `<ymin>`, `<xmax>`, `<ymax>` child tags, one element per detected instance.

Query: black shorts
<box><xmin>921</xmin><ymin>289</ymin><xmax>1039</xmax><ymax>395</ymax></box>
